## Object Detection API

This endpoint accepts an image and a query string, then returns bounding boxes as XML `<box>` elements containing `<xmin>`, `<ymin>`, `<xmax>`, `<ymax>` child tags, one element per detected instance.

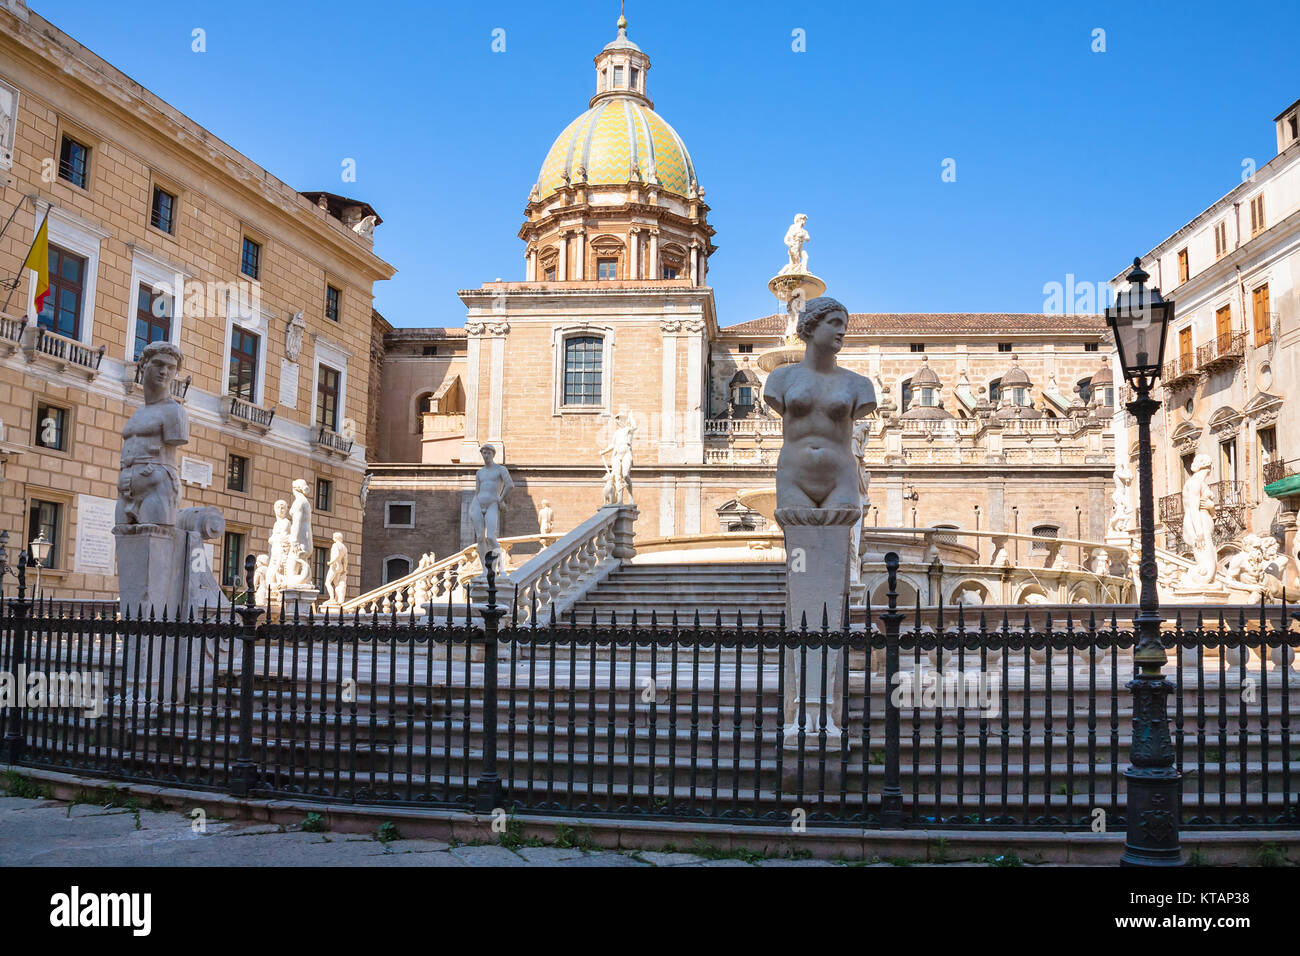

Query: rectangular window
<box><xmin>1215</xmin><ymin>304</ymin><xmax>1233</xmax><ymax>351</ymax></box>
<box><xmin>134</xmin><ymin>282</ymin><xmax>173</xmax><ymax>360</ymax></box>
<box><xmin>1219</xmin><ymin>438</ymin><xmax>1237</xmax><ymax>484</ymax></box>
<box><xmin>997</xmin><ymin>342</ymin><xmax>1013</xmax><ymax>352</ymax></box>
<box><xmin>325</xmin><ymin>284</ymin><xmax>341</xmax><ymax>322</ymax></box>
<box><xmin>613</xmin><ymin>65</ymin><xmax>624</xmax><ymax>87</ymax></box>
<box><xmin>150</xmin><ymin>186</ymin><xmax>176</xmax><ymax>234</ymax></box>
<box><xmin>630</xmin><ymin>67</ymin><xmax>639</xmax><ymax>90</ymax></box>
<box><xmin>422</xmin><ymin>345</ymin><xmax>438</xmax><ymax>356</ymax></box>
<box><xmin>662</xmin><ymin>265</ymin><xmax>679</xmax><ymax>279</ymax></box>
<box><xmin>597</xmin><ymin>258</ymin><xmax>618</xmax><ymax>280</ymax></box>
<box><xmin>1250</xmin><ymin>194</ymin><xmax>1266</xmax><ymax>236</ymax></box>
<box><xmin>316</xmin><ymin>364</ymin><xmax>341</xmax><ymax>431</ymax></box>
<box><xmin>738</xmin><ymin>343</ymin><xmax>754</xmax><ymax>354</ymax></box>
<box><xmin>221</xmin><ymin>531</ymin><xmax>245</xmax><ymax>588</ymax></box>
<box><xmin>1252</xmin><ymin>283</ymin><xmax>1271</xmax><ymax>347</ymax></box>
<box><xmin>58</xmin><ymin>135</ymin><xmax>90</xmax><ymax>188</ymax></box>
<box><xmin>313</xmin><ymin>546</ymin><xmax>330</xmax><ymax>591</ymax></box>
<box><xmin>1084</xmin><ymin>342</ymin><xmax>1099</xmax><ymax>352</ymax></box>
<box><xmin>562</xmin><ymin>335</ymin><xmax>603</xmax><ymax>406</ymax></box>
<box><xmin>1259</xmin><ymin>426</ymin><xmax>1277</xmax><ymax>488</ymax></box>
<box><xmin>1180</xmin><ymin>453</ymin><xmax>1196</xmax><ymax>489</ymax></box>
<box><xmin>27</xmin><ymin>499</ymin><xmax>62</xmax><ymax>570</ymax></box>
<box><xmin>909</xmin><ymin>343</ymin><xmax>925</xmax><ymax>353</ymax></box>
<box><xmin>38</xmin><ymin>245</ymin><xmax>86</xmax><ymax>339</ymax></box>
<box><xmin>34</xmin><ymin>404</ymin><xmax>69</xmax><ymax>452</ymax></box>
<box><xmin>227</xmin><ymin>454</ymin><xmax>248</xmax><ymax>493</ymax></box>
<box><xmin>240</xmin><ymin>236</ymin><xmax>261</xmax><ymax>279</ymax></box>
<box><xmin>544</xmin><ymin>266</ymin><xmax>557</xmax><ymax>282</ymax></box>
<box><xmin>228</xmin><ymin>326</ymin><xmax>260</xmax><ymax>401</ymax></box>
<box><xmin>1213</xmin><ymin>220</ymin><xmax>1228</xmax><ymax>259</ymax></box>
<box><xmin>1177</xmin><ymin>248</ymin><xmax>1189</xmax><ymax>284</ymax></box>
<box><xmin>315</xmin><ymin>477</ymin><xmax>333</xmax><ymax>512</ymax></box>
<box><xmin>386</xmin><ymin>502</ymin><xmax>414</xmax><ymax>528</ymax></box>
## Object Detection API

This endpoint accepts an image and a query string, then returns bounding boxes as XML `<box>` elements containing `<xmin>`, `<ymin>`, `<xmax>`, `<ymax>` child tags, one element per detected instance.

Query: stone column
<box><xmin>460</xmin><ymin>324</ymin><xmax>484</xmax><ymax>462</ymax></box>
<box><xmin>648</xmin><ymin>231</ymin><xmax>659</xmax><ymax>279</ymax></box>
<box><xmin>526</xmin><ymin>248</ymin><xmax>536</xmax><ymax>281</ymax></box>
<box><xmin>689</xmin><ymin>243</ymin><xmax>699</xmax><ymax>285</ymax></box>
<box><xmin>558</xmin><ymin>232</ymin><xmax>568</xmax><ymax>280</ymax></box>
<box><xmin>777</xmin><ymin>507</ymin><xmax>858</xmax><ymax>748</ymax></box>
<box><xmin>573</xmin><ymin>231</ymin><xmax>585</xmax><ymax>280</ymax></box>
<box><xmin>628</xmin><ymin>227</ymin><xmax>640</xmax><ymax>280</ymax></box>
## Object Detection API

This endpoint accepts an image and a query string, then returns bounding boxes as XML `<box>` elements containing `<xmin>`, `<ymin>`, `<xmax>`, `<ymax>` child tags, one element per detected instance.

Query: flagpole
<box><xmin>0</xmin><ymin>193</ymin><xmax>35</xmax><ymax>249</ymax></box>
<box><xmin>1</xmin><ymin>206</ymin><xmax>46</xmax><ymax>317</ymax></box>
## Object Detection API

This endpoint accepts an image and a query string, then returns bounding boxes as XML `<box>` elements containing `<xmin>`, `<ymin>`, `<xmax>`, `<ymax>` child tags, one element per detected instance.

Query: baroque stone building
<box><xmin>360</xmin><ymin>15</ymin><xmax>1115</xmax><ymax>593</ymax></box>
<box><xmin>0</xmin><ymin>1</ymin><xmax>393</xmax><ymax>599</ymax></box>
<box><xmin>1112</xmin><ymin>98</ymin><xmax>1300</xmax><ymax>579</ymax></box>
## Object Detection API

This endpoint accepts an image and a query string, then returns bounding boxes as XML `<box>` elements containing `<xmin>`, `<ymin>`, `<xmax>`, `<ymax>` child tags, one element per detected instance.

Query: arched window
<box><xmin>562</xmin><ymin>335</ymin><xmax>603</xmax><ymax>406</ymax></box>
<box><xmin>1076</xmin><ymin>377</ymin><xmax>1093</xmax><ymax>405</ymax></box>
<box><xmin>900</xmin><ymin>378</ymin><xmax>913</xmax><ymax>412</ymax></box>
<box><xmin>384</xmin><ymin>555</ymin><xmax>412</xmax><ymax>583</ymax></box>
<box><xmin>988</xmin><ymin>378</ymin><xmax>1002</xmax><ymax>403</ymax></box>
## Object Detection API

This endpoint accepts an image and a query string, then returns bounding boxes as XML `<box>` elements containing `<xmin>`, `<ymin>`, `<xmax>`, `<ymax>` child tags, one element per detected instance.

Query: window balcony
<box><xmin>222</xmin><ymin>395</ymin><xmax>275</xmax><ymax>434</ymax></box>
<box><xmin>1264</xmin><ymin>458</ymin><xmax>1300</xmax><ymax>498</ymax></box>
<box><xmin>125</xmin><ymin>361</ymin><xmax>192</xmax><ymax>401</ymax></box>
<box><xmin>1160</xmin><ymin>353</ymin><xmax>1199</xmax><ymax>390</ymax></box>
<box><xmin>1195</xmin><ymin>330</ymin><xmax>1245</xmax><ymax>373</ymax></box>
<box><xmin>0</xmin><ymin>313</ymin><xmax>26</xmax><ymax>357</ymax></box>
<box><xmin>314</xmin><ymin>426</ymin><xmax>354</xmax><ymax>457</ymax></box>
<box><xmin>22</xmin><ymin>325</ymin><xmax>106</xmax><ymax>380</ymax></box>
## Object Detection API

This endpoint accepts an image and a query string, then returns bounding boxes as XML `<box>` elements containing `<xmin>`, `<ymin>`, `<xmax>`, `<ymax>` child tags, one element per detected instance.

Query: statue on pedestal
<box><xmin>288</xmin><ymin>478</ymin><xmax>314</xmax><ymax>587</ymax></box>
<box><xmin>116</xmin><ymin>342</ymin><xmax>187</xmax><ymax>528</ymax></box>
<box><xmin>1108</xmin><ymin>461</ymin><xmax>1135</xmax><ymax>537</ymax></box>
<box><xmin>538</xmin><ymin>499</ymin><xmax>555</xmax><ymax>536</ymax></box>
<box><xmin>471</xmin><ymin>444</ymin><xmax>514</xmax><ymax>578</ymax></box>
<box><xmin>1181</xmin><ymin>453</ymin><xmax>1218</xmax><ymax>586</ymax></box>
<box><xmin>600</xmin><ymin>412</ymin><xmax>636</xmax><ymax>505</ymax></box>
<box><xmin>780</xmin><ymin>213</ymin><xmax>810</xmax><ymax>277</ymax></box>
<box><xmin>267</xmin><ymin>499</ymin><xmax>291</xmax><ymax>590</ymax></box>
<box><xmin>324</xmin><ymin>532</ymin><xmax>349</xmax><ymax>606</ymax></box>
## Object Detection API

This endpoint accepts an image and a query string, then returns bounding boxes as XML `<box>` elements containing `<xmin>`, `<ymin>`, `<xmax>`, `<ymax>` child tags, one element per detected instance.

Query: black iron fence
<box><xmin>2</xmin><ymin>564</ymin><xmax>1298</xmax><ymax>830</ymax></box>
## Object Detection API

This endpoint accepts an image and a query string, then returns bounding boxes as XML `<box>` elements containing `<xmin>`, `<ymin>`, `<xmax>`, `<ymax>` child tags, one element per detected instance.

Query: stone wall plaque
<box><xmin>279</xmin><ymin>359</ymin><xmax>299</xmax><ymax>409</ymax></box>
<box><xmin>74</xmin><ymin>494</ymin><xmax>117</xmax><ymax>575</ymax></box>
<box><xmin>180</xmin><ymin>456</ymin><xmax>213</xmax><ymax>488</ymax></box>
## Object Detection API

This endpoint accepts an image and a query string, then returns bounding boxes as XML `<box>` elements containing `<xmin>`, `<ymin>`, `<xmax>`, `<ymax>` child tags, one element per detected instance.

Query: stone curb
<box><xmin>4</xmin><ymin>765</ymin><xmax>1294</xmax><ymax>865</ymax></box>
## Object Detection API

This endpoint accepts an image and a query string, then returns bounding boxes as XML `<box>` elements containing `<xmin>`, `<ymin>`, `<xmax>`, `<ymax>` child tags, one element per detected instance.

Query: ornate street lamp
<box><xmin>28</xmin><ymin>530</ymin><xmax>51</xmax><ymax>602</ymax></box>
<box><xmin>1105</xmin><ymin>256</ymin><xmax>1180</xmax><ymax>866</ymax></box>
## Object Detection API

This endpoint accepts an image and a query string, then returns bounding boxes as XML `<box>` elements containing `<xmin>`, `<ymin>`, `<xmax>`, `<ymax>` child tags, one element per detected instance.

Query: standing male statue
<box><xmin>324</xmin><ymin>532</ymin><xmax>349</xmax><ymax>605</ymax></box>
<box><xmin>600</xmin><ymin>411</ymin><xmax>636</xmax><ymax>505</ymax></box>
<box><xmin>471</xmin><ymin>444</ymin><xmax>514</xmax><ymax>578</ymax></box>
<box><xmin>117</xmin><ymin>341</ymin><xmax>187</xmax><ymax>527</ymax></box>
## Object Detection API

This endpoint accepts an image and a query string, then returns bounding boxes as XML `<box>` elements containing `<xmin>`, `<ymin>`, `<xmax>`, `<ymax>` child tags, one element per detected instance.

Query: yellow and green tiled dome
<box><xmin>535</xmin><ymin>96</ymin><xmax>698</xmax><ymax>201</ymax></box>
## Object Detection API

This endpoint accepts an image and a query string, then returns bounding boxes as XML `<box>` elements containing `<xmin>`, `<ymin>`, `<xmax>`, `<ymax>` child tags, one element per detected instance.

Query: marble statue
<box><xmin>600</xmin><ymin>411</ymin><xmax>636</xmax><ymax>505</ymax></box>
<box><xmin>538</xmin><ymin>499</ymin><xmax>555</xmax><ymax>535</ymax></box>
<box><xmin>117</xmin><ymin>342</ymin><xmax>187</xmax><ymax>527</ymax></box>
<box><xmin>353</xmin><ymin>215</ymin><xmax>377</xmax><ymax>239</ymax></box>
<box><xmin>600</xmin><ymin>462</ymin><xmax>618</xmax><ymax>505</ymax></box>
<box><xmin>763</xmin><ymin>297</ymin><xmax>878</xmax><ymax>510</ymax></box>
<box><xmin>287</xmin><ymin>479</ymin><xmax>314</xmax><ymax>587</ymax></box>
<box><xmin>253</xmin><ymin>554</ymin><xmax>270</xmax><ymax>605</ymax></box>
<box><xmin>1181</xmin><ymin>453</ymin><xmax>1218</xmax><ymax>585</ymax></box>
<box><xmin>113</xmin><ymin>342</ymin><xmax>225</xmax><ymax>625</ymax></box>
<box><xmin>360</xmin><ymin>473</ymin><xmax>371</xmax><ymax>508</ymax></box>
<box><xmin>267</xmin><ymin>499</ymin><xmax>290</xmax><ymax>588</ymax></box>
<box><xmin>324</xmin><ymin>532</ymin><xmax>348</xmax><ymax>606</ymax></box>
<box><xmin>471</xmin><ymin>444</ymin><xmax>514</xmax><ymax>578</ymax></box>
<box><xmin>1222</xmin><ymin>534</ymin><xmax>1266</xmax><ymax>594</ymax></box>
<box><xmin>780</xmin><ymin>214</ymin><xmax>810</xmax><ymax>276</ymax></box>
<box><xmin>1108</xmin><ymin>462</ymin><xmax>1135</xmax><ymax>536</ymax></box>
<box><xmin>284</xmin><ymin>310</ymin><xmax>306</xmax><ymax>362</ymax></box>
<box><xmin>1089</xmin><ymin>547</ymin><xmax>1111</xmax><ymax>577</ymax></box>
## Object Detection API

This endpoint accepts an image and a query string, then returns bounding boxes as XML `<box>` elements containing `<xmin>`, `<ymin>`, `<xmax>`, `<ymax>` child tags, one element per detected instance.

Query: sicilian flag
<box><xmin>22</xmin><ymin>211</ymin><xmax>50</xmax><ymax>315</ymax></box>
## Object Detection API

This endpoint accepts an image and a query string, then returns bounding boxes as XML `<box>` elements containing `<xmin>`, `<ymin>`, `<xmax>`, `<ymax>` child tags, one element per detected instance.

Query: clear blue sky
<box><xmin>38</xmin><ymin>0</ymin><xmax>1300</xmax><ymax>326</ymax></box>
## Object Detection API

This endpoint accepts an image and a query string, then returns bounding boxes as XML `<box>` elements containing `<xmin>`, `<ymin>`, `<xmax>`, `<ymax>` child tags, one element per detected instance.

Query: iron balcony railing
<box><xmin>1196</xmin><ymin>330</ymin><xmax>1246</xmax><ymax>371</ymax></box>
<box><xmin>1264</xmin><ymin>458</ymin><xmax>1297</xmax><ymax>486</ymax></box>
<box><xmin>315</xmin><ymin>426</ymin><xmax>354</xmax><ymax>455</ymax></box>
<box><xmin>1161</xmin><ymin>353</ymin><xmax>1198</xmax><ymax>388</ymax></box>
<box><xmin>30</xmin><ymin>326</ymin><xmax>106</xmax><ymax>372</ymax></box>
<box><xmin>3</xmin><ymin>567</ymin><xmax>1299</xmax><ymax>831</ymax></box>
<box><xmin>132</xmin><ymin>361</ymin><xmax>192</xmax><ymax>400</ymax></box>
<box><xmin>0</xmin><ymin>314</ymin><xmax>26</xmax><ymax>345</ymax></box>
<box><xmin>227</xmin><ymin>395</ymin><xmax>275</xmax><ymax>429</ymax></box>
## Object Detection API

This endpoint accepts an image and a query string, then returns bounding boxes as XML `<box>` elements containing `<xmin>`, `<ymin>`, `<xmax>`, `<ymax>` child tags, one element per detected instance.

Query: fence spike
<box><xmin>755</xmin><ymin>607</ymin><xmax>764</xmax><ymax>630</ymax></box>
<box><xmin>716</xmin><ymin>608</ymin><xmax>724</xmax><ymax>630</ymax></box>
<box><xmin>512</xmin><ymin>585</ymin><xmax>519</xmax><ymax>627</ymax></box>
<box><xmin>799</xmin><ymin>609</ymin><xmax>808</xmax><ymax>633</ymax></box>
<box><xmin>820</xmin><ymin>602</ymin><xmax>829</xmax><ymax>633</ymax></box>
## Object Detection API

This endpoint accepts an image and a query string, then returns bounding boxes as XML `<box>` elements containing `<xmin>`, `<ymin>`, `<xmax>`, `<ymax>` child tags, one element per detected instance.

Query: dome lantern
<box><xmin>592</xmin><ymin>13</ymin><xmax>652</xmax><ymax>108</ymax></box>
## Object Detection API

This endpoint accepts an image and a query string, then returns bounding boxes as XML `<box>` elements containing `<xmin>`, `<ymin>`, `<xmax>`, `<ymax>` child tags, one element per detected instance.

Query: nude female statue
<box><xmin>471</xmin><ymin>444</ymin><xmax>514</xmax><ymax>576</ymax></box>
<box><xmin>1181</xmin><ymin>453</ymin><xmax>1217</xmax><ymax>585</ymax></box>
<box><xmin>763</xmin><ymin>297</ymin><xmax>877</xmax><ymax>510</ymax></box>
<box><xmin>116</xmin><ymin>341</ymin><xmax>188</xmax><ymax>527</ymax></box>
<box><xmin>781</xmin><ymin>214</ymin><xmax>810</xmax><ymax>275</ymax></box>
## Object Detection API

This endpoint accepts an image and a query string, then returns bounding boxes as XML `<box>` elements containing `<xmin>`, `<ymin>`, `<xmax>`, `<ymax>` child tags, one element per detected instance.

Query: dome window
<box><xmin>544</xmin><ymin>266</ymin><xmax>557</xmax><ymax>282</ymax></box>
<box><xmin>630</xmin><ymin>67</ymin><xmax>639</xmax><ymax>90</ymax></box>
<box><xmin>662</xmin><ymin>265</ymin><xmax>680</xmax><ymax>279</ymax></box>
<box><xmin>613</xmin><ymin>65</ymin><xmax>624</xmax><ymax>87</ymax></box>
<box><xmin>597</xmin><ymin>257</ymin><xmax>618</xmax><ymax>280</ymax></box>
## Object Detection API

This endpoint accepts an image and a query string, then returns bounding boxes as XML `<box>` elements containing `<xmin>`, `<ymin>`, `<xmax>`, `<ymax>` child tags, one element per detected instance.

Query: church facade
<box><xmin>360</xmin><ymin>15</ymin><xmax>1117</xmax><ymax>592</ymax></box>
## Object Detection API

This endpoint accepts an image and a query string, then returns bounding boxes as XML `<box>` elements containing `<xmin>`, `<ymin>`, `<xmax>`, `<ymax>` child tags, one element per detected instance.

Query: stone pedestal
<box><xmin>776</xmin><ymin>507</ymin><xmax>858</xmax><ymax>749</ymax></box>
<box><xmin>275</xmin><ymin>588</ymin><xmax>319</xmax><ymax>620</ymax></box>
<box><xmin>114</xmin><ymin>523</ymin><xmax>180</xmax><ymax>616</ymax></box>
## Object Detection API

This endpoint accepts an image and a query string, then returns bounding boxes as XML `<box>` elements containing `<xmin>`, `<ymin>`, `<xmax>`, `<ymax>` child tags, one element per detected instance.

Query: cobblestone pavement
<box><xmin>0</xmin><ymin>796</ymin><xmax>1035</xmax><ymax>867</ymax></box>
